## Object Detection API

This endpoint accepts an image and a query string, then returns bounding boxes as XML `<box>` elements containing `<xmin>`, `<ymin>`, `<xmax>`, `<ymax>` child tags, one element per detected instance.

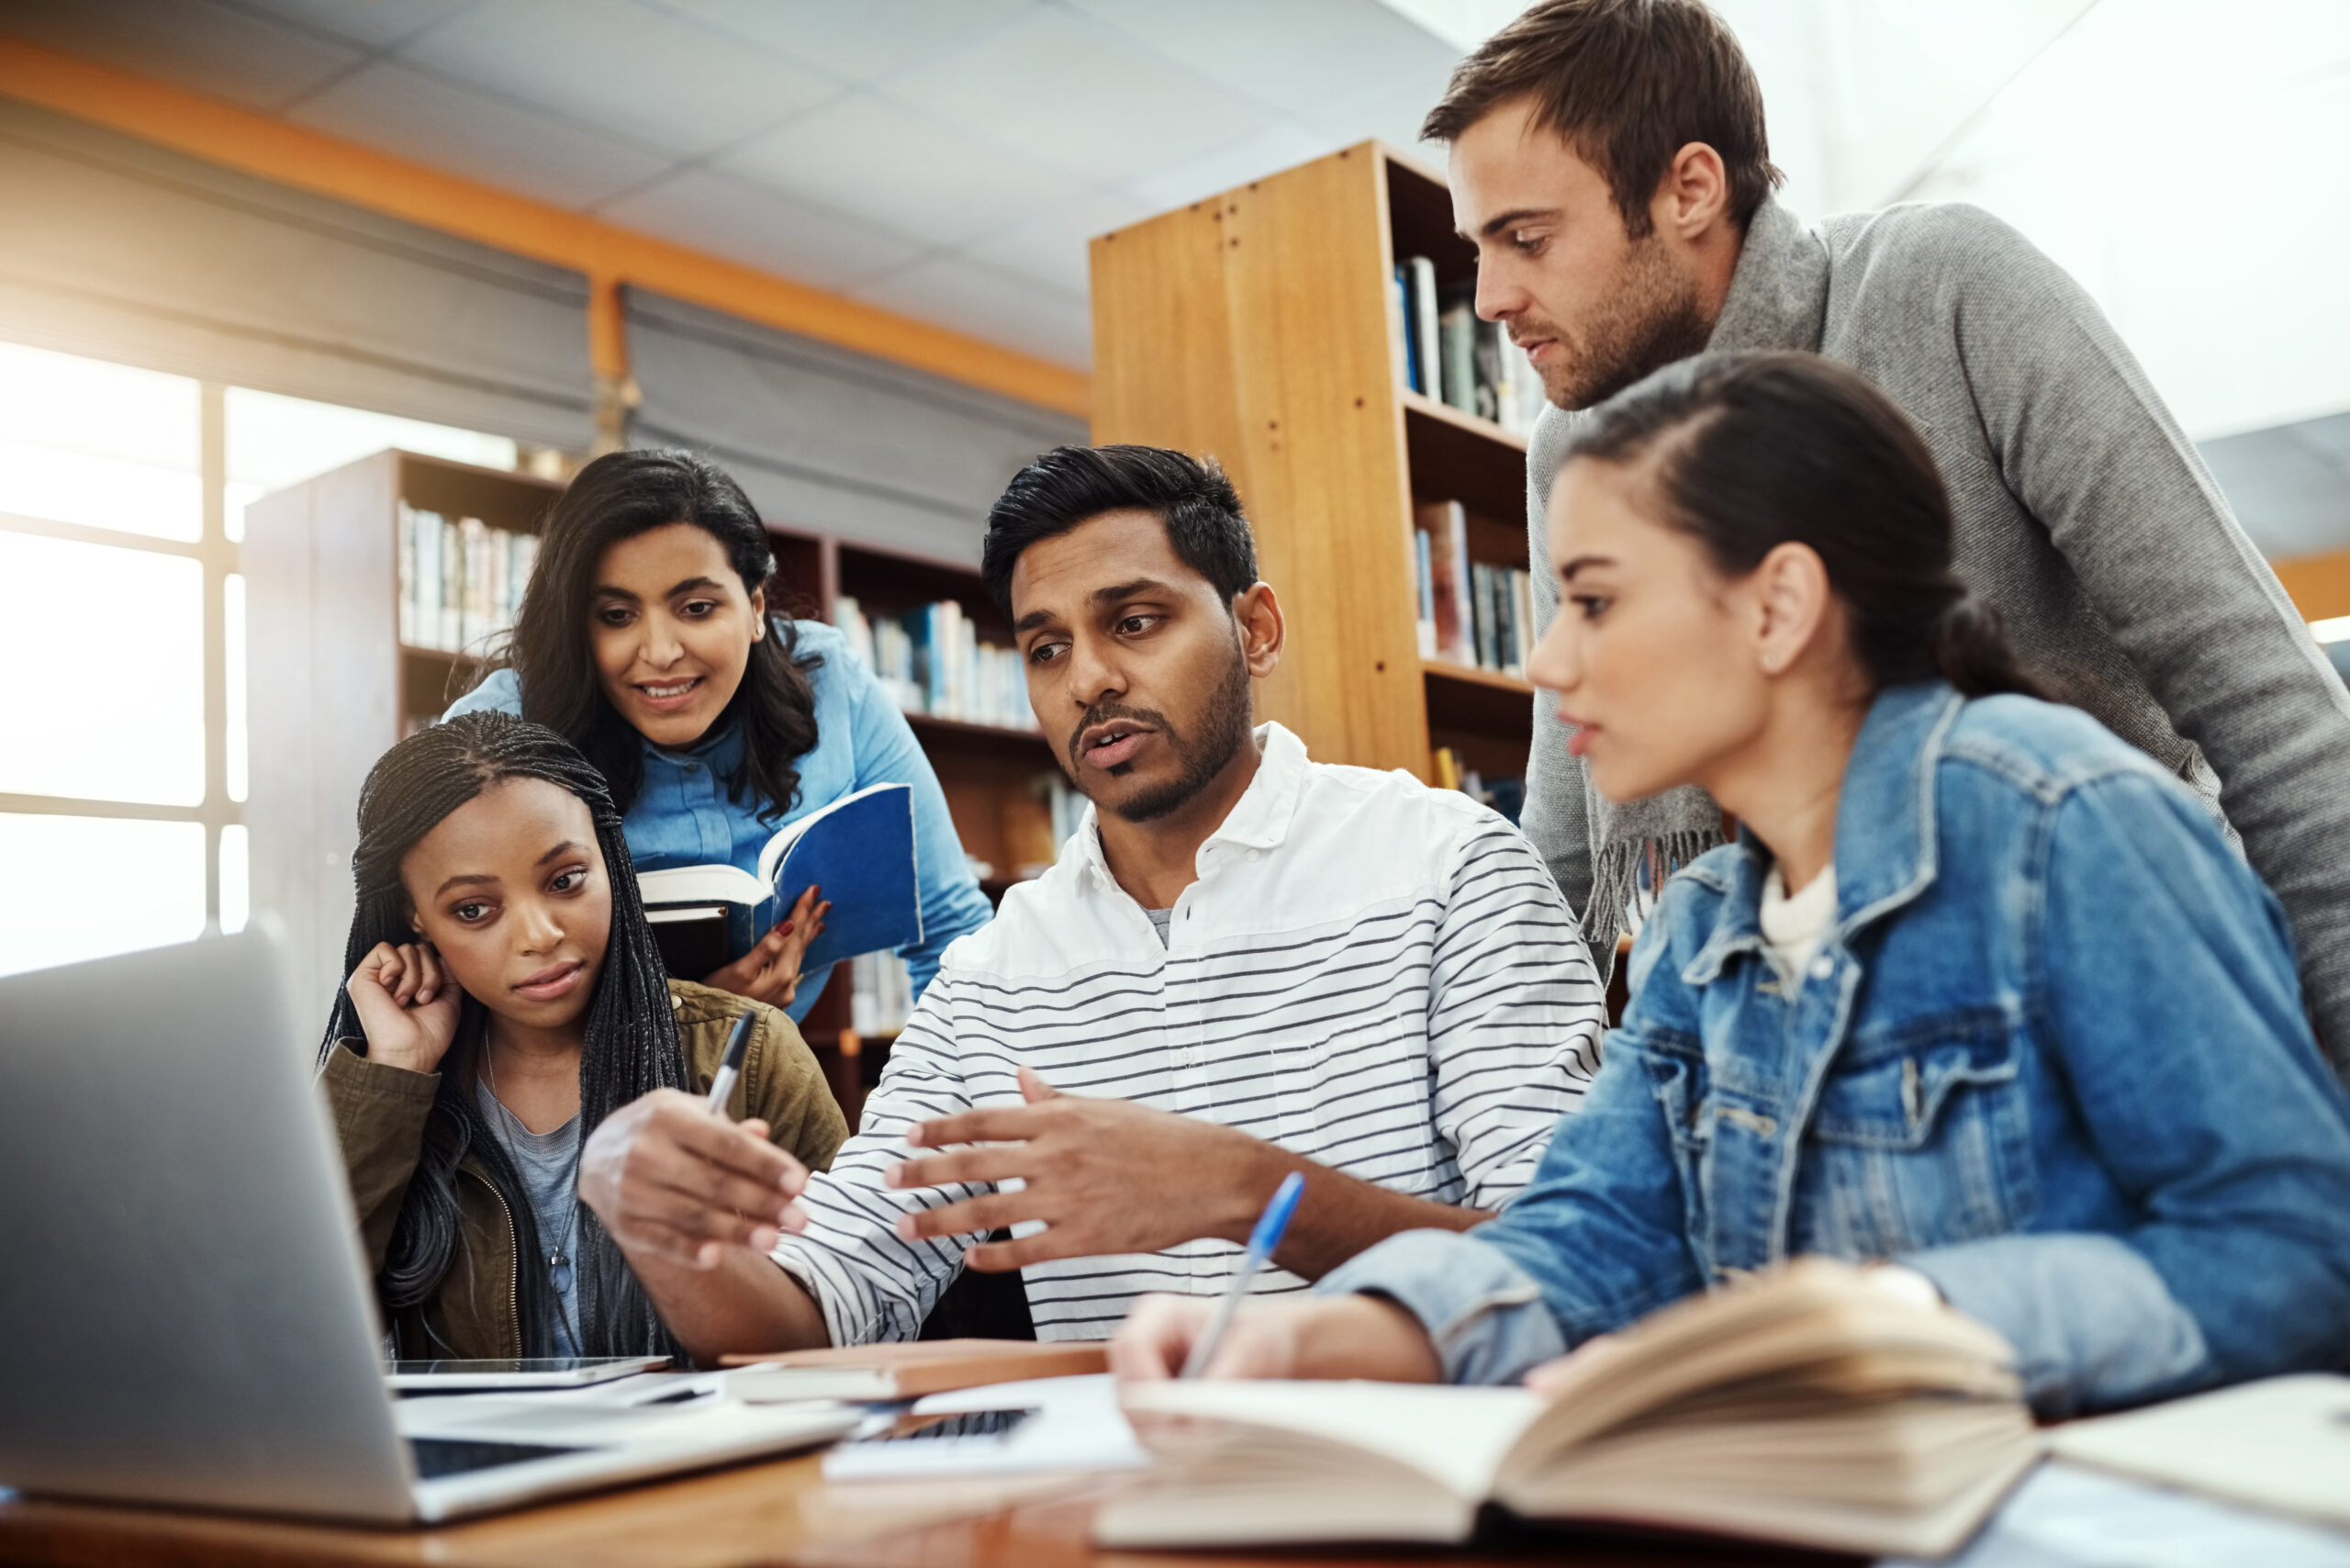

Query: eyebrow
<box><xmin>1013</xmin><ymin>577</ymin><xmax>1179</xmax><ymax>634</ymax></box>
<box><xmin>591</xmin><ymin>576</ymin><xmax>726</xmax><ymax>603</ymax></box>
<box><xmin>1469</xmin><ymin>207</ymin><xmax>1561</xmax><ymax>241</ymax></box>
<box><xmin>431</xmin><ymin>841</ymin><xmax>584</xmax><ymax>898</ymax></box>
<box><xmin>1560</xmin><ymin>554</ymin><xmax>1617</xmax><ymax>580</ymax></box>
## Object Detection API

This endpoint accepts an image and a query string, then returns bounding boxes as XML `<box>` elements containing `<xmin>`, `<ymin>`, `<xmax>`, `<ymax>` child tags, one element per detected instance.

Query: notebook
<box><xmin>635</xmin><ymin>782</ymin><xmax>921</xmax><ymax>980</ymax></box>
<box><xmin>2049</xmin><ymin>1373</ymin><xmax>2350</xmax><ymax>1530</ymax></box>
<box><xmin>1098</xmin><ymin>1260</ymin><xmax>2041</xmax><ymax>1560</ymax></box>
<box><xmin>716</xmin><ymin>1339</ymin><xmax>1109</xmax><ymax>1402</ymax></box>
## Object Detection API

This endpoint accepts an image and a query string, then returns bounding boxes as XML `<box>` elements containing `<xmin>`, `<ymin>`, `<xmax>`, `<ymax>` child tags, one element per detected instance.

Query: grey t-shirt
<box><xmin>1146</xmin><ymin>907</ymin><xmax>1172</xmax><ymax>946</ymax></box>
<box><xmin>476</xmin><ymin>1080</ymin><xmax>582</xmax><ymax>1356</ymax></box>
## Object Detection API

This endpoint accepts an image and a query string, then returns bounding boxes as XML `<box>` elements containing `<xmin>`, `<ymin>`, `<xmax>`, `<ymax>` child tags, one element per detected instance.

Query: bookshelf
<box><xmin>245</xmin><ymin>448</ymin><xmax>1058</xmax><ymax>1125</ymax></box>
<box><xmin>1089</xmin><ymin>141</ymin><xmax>1538</xmax><ymax>801</ymax></box>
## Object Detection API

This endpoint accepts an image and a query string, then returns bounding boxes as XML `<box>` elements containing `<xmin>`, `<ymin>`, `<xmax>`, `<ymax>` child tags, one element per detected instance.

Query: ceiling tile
<box><xmin>1124</xmin><ymin>122</ymin><xmax>1343</xmax><ymax>213</ymax></box>
<box><xmin>852</xmin><ymin>252</ymin><xmax>1091</xmax><ymax>368</ymax></box>
<box><xmin>2</xmin><ymin>0</ymin><xmax>364</xmax><ymax>112</ymax></box>
<box><xmin>963</xmin><ymin>190</ymin><xmax>1155</xmax><ymax>296</ymax></box>
<box><xmin>287</xmin><ymin>59</ymin><xmax>671</xmax><ymax>207</ymax></box>
<box><xmin>644</xmin><ymin>0</ymin><xmax>1035</xmax><ymax>84</ymax></box>
<box><xmin>599</xmin><ymin>166</ymin><xmax>925</xmax><ymax>289</ymax></box>
<box><xmin>216</xmin><ymin>0</ymin><xmax>482</xmax><ymax>51</ymax></box>
<box><xmin>1069</xmin><ymin>0</ymin><xmax>1457</xmax><ymax>118</ymax></box>
<box><xmin>878</xmin><ymin>6</ymin><xmax>1270</xmax><ymax>185</ymax></box>
<box><xmin>1291</xmin><ymin>51</ymin><xmax>1462</xmax><ymax>153</ymax></box>
<box><xmin>717</xmin><ymin>92</ymin><xmax>1082</xmax><ymax>249</ymax></box>
<box><xmin>397</xmin><ymin>0</ymin><xmax>842</xmax><ymax>159</ymax></box>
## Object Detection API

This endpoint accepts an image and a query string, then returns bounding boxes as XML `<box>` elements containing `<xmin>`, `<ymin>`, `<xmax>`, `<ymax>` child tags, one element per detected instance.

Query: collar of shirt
<box><xmin>1065</xmin><ymin>721</ymin><xmax>1312</xmax><ymax>897</ymax></box>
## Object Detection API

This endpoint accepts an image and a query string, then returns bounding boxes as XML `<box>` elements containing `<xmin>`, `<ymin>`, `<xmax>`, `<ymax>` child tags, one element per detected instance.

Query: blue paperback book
<box><xmin>634</xmin><ymin>783</ymin><xmax>923</xmax><ymax>980</ymax></box>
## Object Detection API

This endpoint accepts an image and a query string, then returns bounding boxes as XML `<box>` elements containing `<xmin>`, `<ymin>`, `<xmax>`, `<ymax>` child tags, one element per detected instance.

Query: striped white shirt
<box><xmin>771</xmin><ymin>722</ymin><xmax>1606</xmax><ymax>1343</ymax></box>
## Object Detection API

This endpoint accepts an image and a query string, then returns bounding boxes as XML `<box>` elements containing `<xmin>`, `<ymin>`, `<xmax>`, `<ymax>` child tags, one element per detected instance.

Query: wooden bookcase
<box><xmin>1088</xmin><ymin>140</ymin><xmax>1535</xmax><ymax>790</ymax></box>
<box><xmin>246</xmin><ymin>448</ymin><xmax>1055</xmax><ymax>1125</ymax></box>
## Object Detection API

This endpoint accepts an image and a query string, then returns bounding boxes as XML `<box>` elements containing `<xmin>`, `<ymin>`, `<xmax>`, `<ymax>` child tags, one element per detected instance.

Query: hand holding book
<box><xmin>699</xmin><ymin>885</ymin><xmax>829</xmax><ymax>1009</ymax></box>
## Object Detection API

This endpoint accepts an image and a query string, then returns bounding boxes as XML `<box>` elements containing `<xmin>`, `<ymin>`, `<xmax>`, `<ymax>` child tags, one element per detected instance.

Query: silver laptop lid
<box><xmin>0</xmin><ymin>932</ymin><xmax>416</xmax><ymax>1521</ymax></box>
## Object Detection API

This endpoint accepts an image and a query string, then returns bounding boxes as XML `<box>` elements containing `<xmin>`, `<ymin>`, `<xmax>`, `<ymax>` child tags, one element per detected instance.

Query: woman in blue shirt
<box><xmin>1114</xmin><ymin>352</ymin><xmax>2350</xmax><ymax>1416</ymax></box>
<box><xmin>445</xmin><ymin>448</ymin><xmax>992</xmax><ymax>1023</ymax></box>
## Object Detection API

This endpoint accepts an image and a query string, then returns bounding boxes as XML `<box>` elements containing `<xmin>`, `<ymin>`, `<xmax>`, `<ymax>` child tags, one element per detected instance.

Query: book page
<box><xmin>1119</xmin><ymin>1381</ymin><xmax>1540</xmax><ymax>1500</ymax></box>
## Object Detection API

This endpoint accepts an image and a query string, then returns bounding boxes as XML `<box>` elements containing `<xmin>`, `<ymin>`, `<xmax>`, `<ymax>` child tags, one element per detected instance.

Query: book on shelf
<box><xmin>1412</xmin><ymin>528</ymin><xmax>1437</xmax><ymax>658</ymax></box>
<box><xmin>634</xmin><ymin>782</ymin><xmax>921</xmax><ymax>982</ymax></box>
<box><xmin>1390</xmin><ymin>259</ymin><xmax>1550</xmax><ymax>434</ymax></box>
<box><xmin>1413</xmin><ymin>500</ymin><xmax>1473</xmax><ymax>665</ymax></box>
<box><xmin>397</xmin><ymin>503</ymin><xmax>536</xmax><ymax>655</ymax></box>
<box><xmin>1414</xmin><ymin>501</ymin><xmax>1530</xmax><ymax>678</ymax></box>
<box><xmin>848</xmin><ymin>948</ymin><xmax>914</xmax><ymax>1036</ymax></box>
<box><xmin>832</xmin><ymin>595</ymin><xmax>1036</xmax><ymax>732</ymax></box>
<box><xmin>1099</xmin><ymin>1260</ymin><xmax>2039</xmax><ymax>1559</ymax></box>
<box><xmin>1406</xmin><ymin>256</ymin><xmax>1440</xmax><ymax>406</ymax></box>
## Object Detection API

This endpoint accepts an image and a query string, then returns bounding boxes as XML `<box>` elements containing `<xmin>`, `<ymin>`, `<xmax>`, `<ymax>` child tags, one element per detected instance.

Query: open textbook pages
<box><xmin>633</xmin><ymin>782</ymin><xmax>920</xmax><ymax>979</ymax></box>
<box><xmin>2049</xmin><ymin>1373</ymin><xmax>2350</xmax><ymax>1530</ymax></box>
<box><xmin>1101</xmin><ymin>1260</ymin><xmax>2041</xmax><ymax>1560</ymax></box>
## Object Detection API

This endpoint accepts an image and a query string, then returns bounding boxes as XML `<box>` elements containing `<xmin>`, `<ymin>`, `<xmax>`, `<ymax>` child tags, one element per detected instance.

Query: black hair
<box><xmin>319</xmin><ymin>711</ymin><xmax>687</xmax><ymax>1359</ymax></box>
<box><xmin>499</xmin><ymin>448</ymin><xmax>820</xmax><ymax>825</ymax></box>
<box><xmin>981</xmin><ymin>444</ymin><xmax>1259</xmax><ymax>615</ymax></box>
<box><xmin>1565</xmin><ymin>350</ymin><xmax>2042</xmax><ymax>700</ymax></box>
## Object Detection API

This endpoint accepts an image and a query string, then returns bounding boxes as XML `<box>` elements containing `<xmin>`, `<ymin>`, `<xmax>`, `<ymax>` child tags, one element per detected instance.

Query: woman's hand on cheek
<box><xmin>346</xmin><ymin>940</ymin><xmax>462</xmax><ymax>1075</ymax></box>
<box><xmin>702</xmin><ymin>885</ymin><xmax>831</xmax><ymax>1009</ymax></box>
<box><xmin>577</xmin><ymin>1090</ymin><xmax>811</xmax><ymax>1270</ymax></box>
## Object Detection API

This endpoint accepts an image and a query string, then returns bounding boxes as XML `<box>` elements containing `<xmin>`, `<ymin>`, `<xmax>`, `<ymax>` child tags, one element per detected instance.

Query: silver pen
<box><xmin>704</xmin><ymin>1010</ymin><xmax>756</xmax><ymax>1120</ymax></box>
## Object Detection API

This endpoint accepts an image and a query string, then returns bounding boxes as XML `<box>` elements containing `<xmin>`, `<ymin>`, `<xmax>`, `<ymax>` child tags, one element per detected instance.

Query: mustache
<box><xmin>1066</xmin><ymin>700</ymin><xmax>1175</xmax><ymax>768</ymax></box>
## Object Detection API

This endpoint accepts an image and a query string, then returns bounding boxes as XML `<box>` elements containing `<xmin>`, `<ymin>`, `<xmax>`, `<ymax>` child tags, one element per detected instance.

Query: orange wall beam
<box><xmin>2274</xmin><ymin>549</ymin><xmax>2350</xmax><ymax>624</ymax></box>
<box><xmin>0</xmin><ymin>35</ymin><xmax>1090</xmax><ymax>418</ymax></box>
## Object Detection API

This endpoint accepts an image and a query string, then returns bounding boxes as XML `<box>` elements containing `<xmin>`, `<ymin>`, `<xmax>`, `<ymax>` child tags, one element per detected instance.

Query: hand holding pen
<box><xmin>577</xmin><ymin>1007</ymin><xmax>813</xmax><ymax>1270</ymax></box>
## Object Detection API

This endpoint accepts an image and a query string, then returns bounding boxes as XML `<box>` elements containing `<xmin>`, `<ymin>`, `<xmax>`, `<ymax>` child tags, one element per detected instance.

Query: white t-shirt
<box><xmin>1759</xmin><ymin>861</ymin><xmax>1839</xmax><ymax>980</ymax></box>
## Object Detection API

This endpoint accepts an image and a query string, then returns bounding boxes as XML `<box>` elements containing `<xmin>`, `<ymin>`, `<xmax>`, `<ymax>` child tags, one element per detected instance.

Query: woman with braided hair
<box><xmin>319</xmin><ymin>710</ymin><xmax>845</xmax><ymax>1361</ymax></box>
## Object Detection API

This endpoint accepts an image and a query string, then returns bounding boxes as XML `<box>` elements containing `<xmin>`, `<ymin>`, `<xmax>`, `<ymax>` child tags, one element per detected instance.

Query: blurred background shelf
<box><xmin>1091</xmin><ymin>141</ymin><xmax>1536</xmax><ymax>810</ymax></box>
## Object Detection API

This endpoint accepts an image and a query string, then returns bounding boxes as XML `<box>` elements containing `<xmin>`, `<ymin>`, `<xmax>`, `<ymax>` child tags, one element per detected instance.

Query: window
<box><xmin>0</xmin><ymin>339</ymin><xmax>520</xmax><ymax>979</ymax></box>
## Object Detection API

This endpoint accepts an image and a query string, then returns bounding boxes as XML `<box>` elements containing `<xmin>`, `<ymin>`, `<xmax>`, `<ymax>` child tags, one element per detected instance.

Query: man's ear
<box><xmin>1654</xmin><ymin>141</ymin><xmax>1729</xmax><ymax>242</ymax></box>
<box><xmin>1232</xmin><ymin>582</ymin><xmax>1284</xmax><ymax>677</ymax></box>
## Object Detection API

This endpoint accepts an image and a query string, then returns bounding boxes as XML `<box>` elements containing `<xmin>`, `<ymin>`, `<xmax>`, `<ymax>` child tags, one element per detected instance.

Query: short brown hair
<box><xmin>1422</xmin><ymin>0</ymin><xmax>1781</xmax><ymax>235</ymax></box>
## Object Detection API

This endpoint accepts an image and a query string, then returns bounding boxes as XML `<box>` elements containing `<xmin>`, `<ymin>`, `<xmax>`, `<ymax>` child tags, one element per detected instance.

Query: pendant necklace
<box><xmin>482</xmin><ymin>1039</ymin><xmax>584</xmax><ymax>1353</ymax></box>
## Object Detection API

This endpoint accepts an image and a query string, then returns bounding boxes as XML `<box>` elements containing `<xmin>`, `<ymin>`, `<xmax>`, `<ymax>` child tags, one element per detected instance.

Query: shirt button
<box><xmin>1809</xmin><ymin>955</ymin><xmax>1834</xmax><ymax>980</ymax></box>
<box><xmin>683</xmin><ymin>762</ymin><xmax>700</xmax><ymax>773</ymax></box>
<box><xmin>1246</xmin><ymin>848</ymin><xmax>1263</xmax><ymax>862</ymax></box>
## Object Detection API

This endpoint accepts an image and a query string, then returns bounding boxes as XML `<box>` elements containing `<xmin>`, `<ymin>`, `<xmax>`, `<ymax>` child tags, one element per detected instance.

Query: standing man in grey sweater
<box><xmin>1430</xmin><ymin>0</ymin><xmax>2350</xmax><ymax>1076</ymax></box>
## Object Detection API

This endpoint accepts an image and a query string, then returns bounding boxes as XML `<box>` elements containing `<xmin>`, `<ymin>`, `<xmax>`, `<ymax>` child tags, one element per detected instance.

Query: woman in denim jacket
<box><xmin>1116</xmin><ymin>351</ymin><xmax>2350</xmax><ymax>1416</ymax></box>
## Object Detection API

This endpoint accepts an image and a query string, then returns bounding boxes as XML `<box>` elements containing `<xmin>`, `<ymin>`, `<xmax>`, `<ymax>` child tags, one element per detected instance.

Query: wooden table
<box><xmin>0</xmin><ymin>1453</ymin><xmax>1851</xmax><ymax>1567</ymax></box>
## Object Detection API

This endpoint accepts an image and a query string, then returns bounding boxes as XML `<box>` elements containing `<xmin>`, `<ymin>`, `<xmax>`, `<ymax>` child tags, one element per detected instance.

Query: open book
<box><xmin>1100</xmin><ymin>1260</ymin><xmax>2041</xmax><ymax>1560</ymax></box>
<box><xmin>635</xmin><ymin>782</ymin><xmax>921</xmax><ymax>981</ymax></box>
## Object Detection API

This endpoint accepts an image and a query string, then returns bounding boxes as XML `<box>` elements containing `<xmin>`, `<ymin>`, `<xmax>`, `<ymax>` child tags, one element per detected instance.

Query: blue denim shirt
<box><xmin>1320</xmin><ymin>682</ymin><xmax>2350</xmax><ymax>1416</ymax></box>
<box><xmin>444</xmin><ymin>620</ymin><xmax>993</xmax><ymax>1023</ymax></box>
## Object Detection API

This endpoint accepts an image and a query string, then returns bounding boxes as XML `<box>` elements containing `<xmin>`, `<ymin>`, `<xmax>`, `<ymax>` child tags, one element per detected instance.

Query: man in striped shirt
<box><xmin>578</xmin><ymin>445</ymin><xmax>1606</xmax><ymax>1353</ymax></box>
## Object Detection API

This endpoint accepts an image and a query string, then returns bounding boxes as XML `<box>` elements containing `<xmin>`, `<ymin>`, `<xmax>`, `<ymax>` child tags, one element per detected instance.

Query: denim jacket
<box><xmin>446</xmin><ymin>620</ymin><xmax>993</xmax><ymax>1022</ymax></box>
<box><xmin>1321</xmin><ymin>682</ymin><xmax>2350</xmax><ymax>1416</ymax></box>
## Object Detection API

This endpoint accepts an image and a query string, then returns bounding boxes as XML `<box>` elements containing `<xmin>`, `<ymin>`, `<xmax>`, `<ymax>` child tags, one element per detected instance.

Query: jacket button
<box><xmin>1809</xmin><ymin>955</ymin><xmax>1834</xmax><ymax>980</ymax></box>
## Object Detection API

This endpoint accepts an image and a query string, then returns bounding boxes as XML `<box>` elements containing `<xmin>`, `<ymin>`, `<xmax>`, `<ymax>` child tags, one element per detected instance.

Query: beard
<box><xmin>1528</xmin><ymin>231</ymin><xmax>1715</xmax><ymax>411</ymax></box>
<box><xmin>1069</xmin><ymin>642</ymin><xmax>1256</xmax><ymax>825</ymax></box>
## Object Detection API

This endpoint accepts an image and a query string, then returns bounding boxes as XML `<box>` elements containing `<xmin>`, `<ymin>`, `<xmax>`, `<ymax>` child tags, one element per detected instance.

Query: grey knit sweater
<box><xmin>1523</xmin><ymin>196</ymin><xmax>2350</xmax><ymax>1077</ymax></box>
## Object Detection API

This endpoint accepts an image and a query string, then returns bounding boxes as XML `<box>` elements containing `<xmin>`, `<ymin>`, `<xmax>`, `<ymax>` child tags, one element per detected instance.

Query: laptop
<box><xmin>0</xmin><ymin>932</ymin><xmax>858</xmax><ymax>1524</ymax></box>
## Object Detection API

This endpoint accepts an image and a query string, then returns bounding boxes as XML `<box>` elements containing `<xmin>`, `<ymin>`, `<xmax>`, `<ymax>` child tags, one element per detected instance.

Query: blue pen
<box><xmin>1181</xmin><ymin>1170</ymin><xmax>1307</xmax><ymax>1379</ymax></box>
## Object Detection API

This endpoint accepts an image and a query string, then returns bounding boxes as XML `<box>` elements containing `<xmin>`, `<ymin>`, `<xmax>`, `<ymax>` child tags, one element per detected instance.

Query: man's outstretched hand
<box><xmin>885</xmin><ymin>1067</ymin><xmax>1278</xmax><ymax>1271</ymax></box>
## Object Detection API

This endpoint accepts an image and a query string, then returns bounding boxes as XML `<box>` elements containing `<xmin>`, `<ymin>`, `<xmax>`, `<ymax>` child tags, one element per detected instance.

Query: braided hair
<box><xmin>319</xmin><ymin>710</ymin><xmax>688</xmax><ymax>1358</ymax></box>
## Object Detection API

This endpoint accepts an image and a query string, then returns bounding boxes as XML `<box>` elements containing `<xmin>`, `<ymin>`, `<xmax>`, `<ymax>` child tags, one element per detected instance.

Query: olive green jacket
<box><xmin>320</xmin><ymin>978</ymin><xmax>848</xmax><ymax>1360</ymax></box>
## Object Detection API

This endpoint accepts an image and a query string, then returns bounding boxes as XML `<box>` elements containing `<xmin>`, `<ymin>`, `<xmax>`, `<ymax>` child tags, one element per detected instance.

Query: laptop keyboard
<box><xmin>409</xmin><ymin>1436</ymin><xmax>585</xmax><ymax>1479</ymax></box>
